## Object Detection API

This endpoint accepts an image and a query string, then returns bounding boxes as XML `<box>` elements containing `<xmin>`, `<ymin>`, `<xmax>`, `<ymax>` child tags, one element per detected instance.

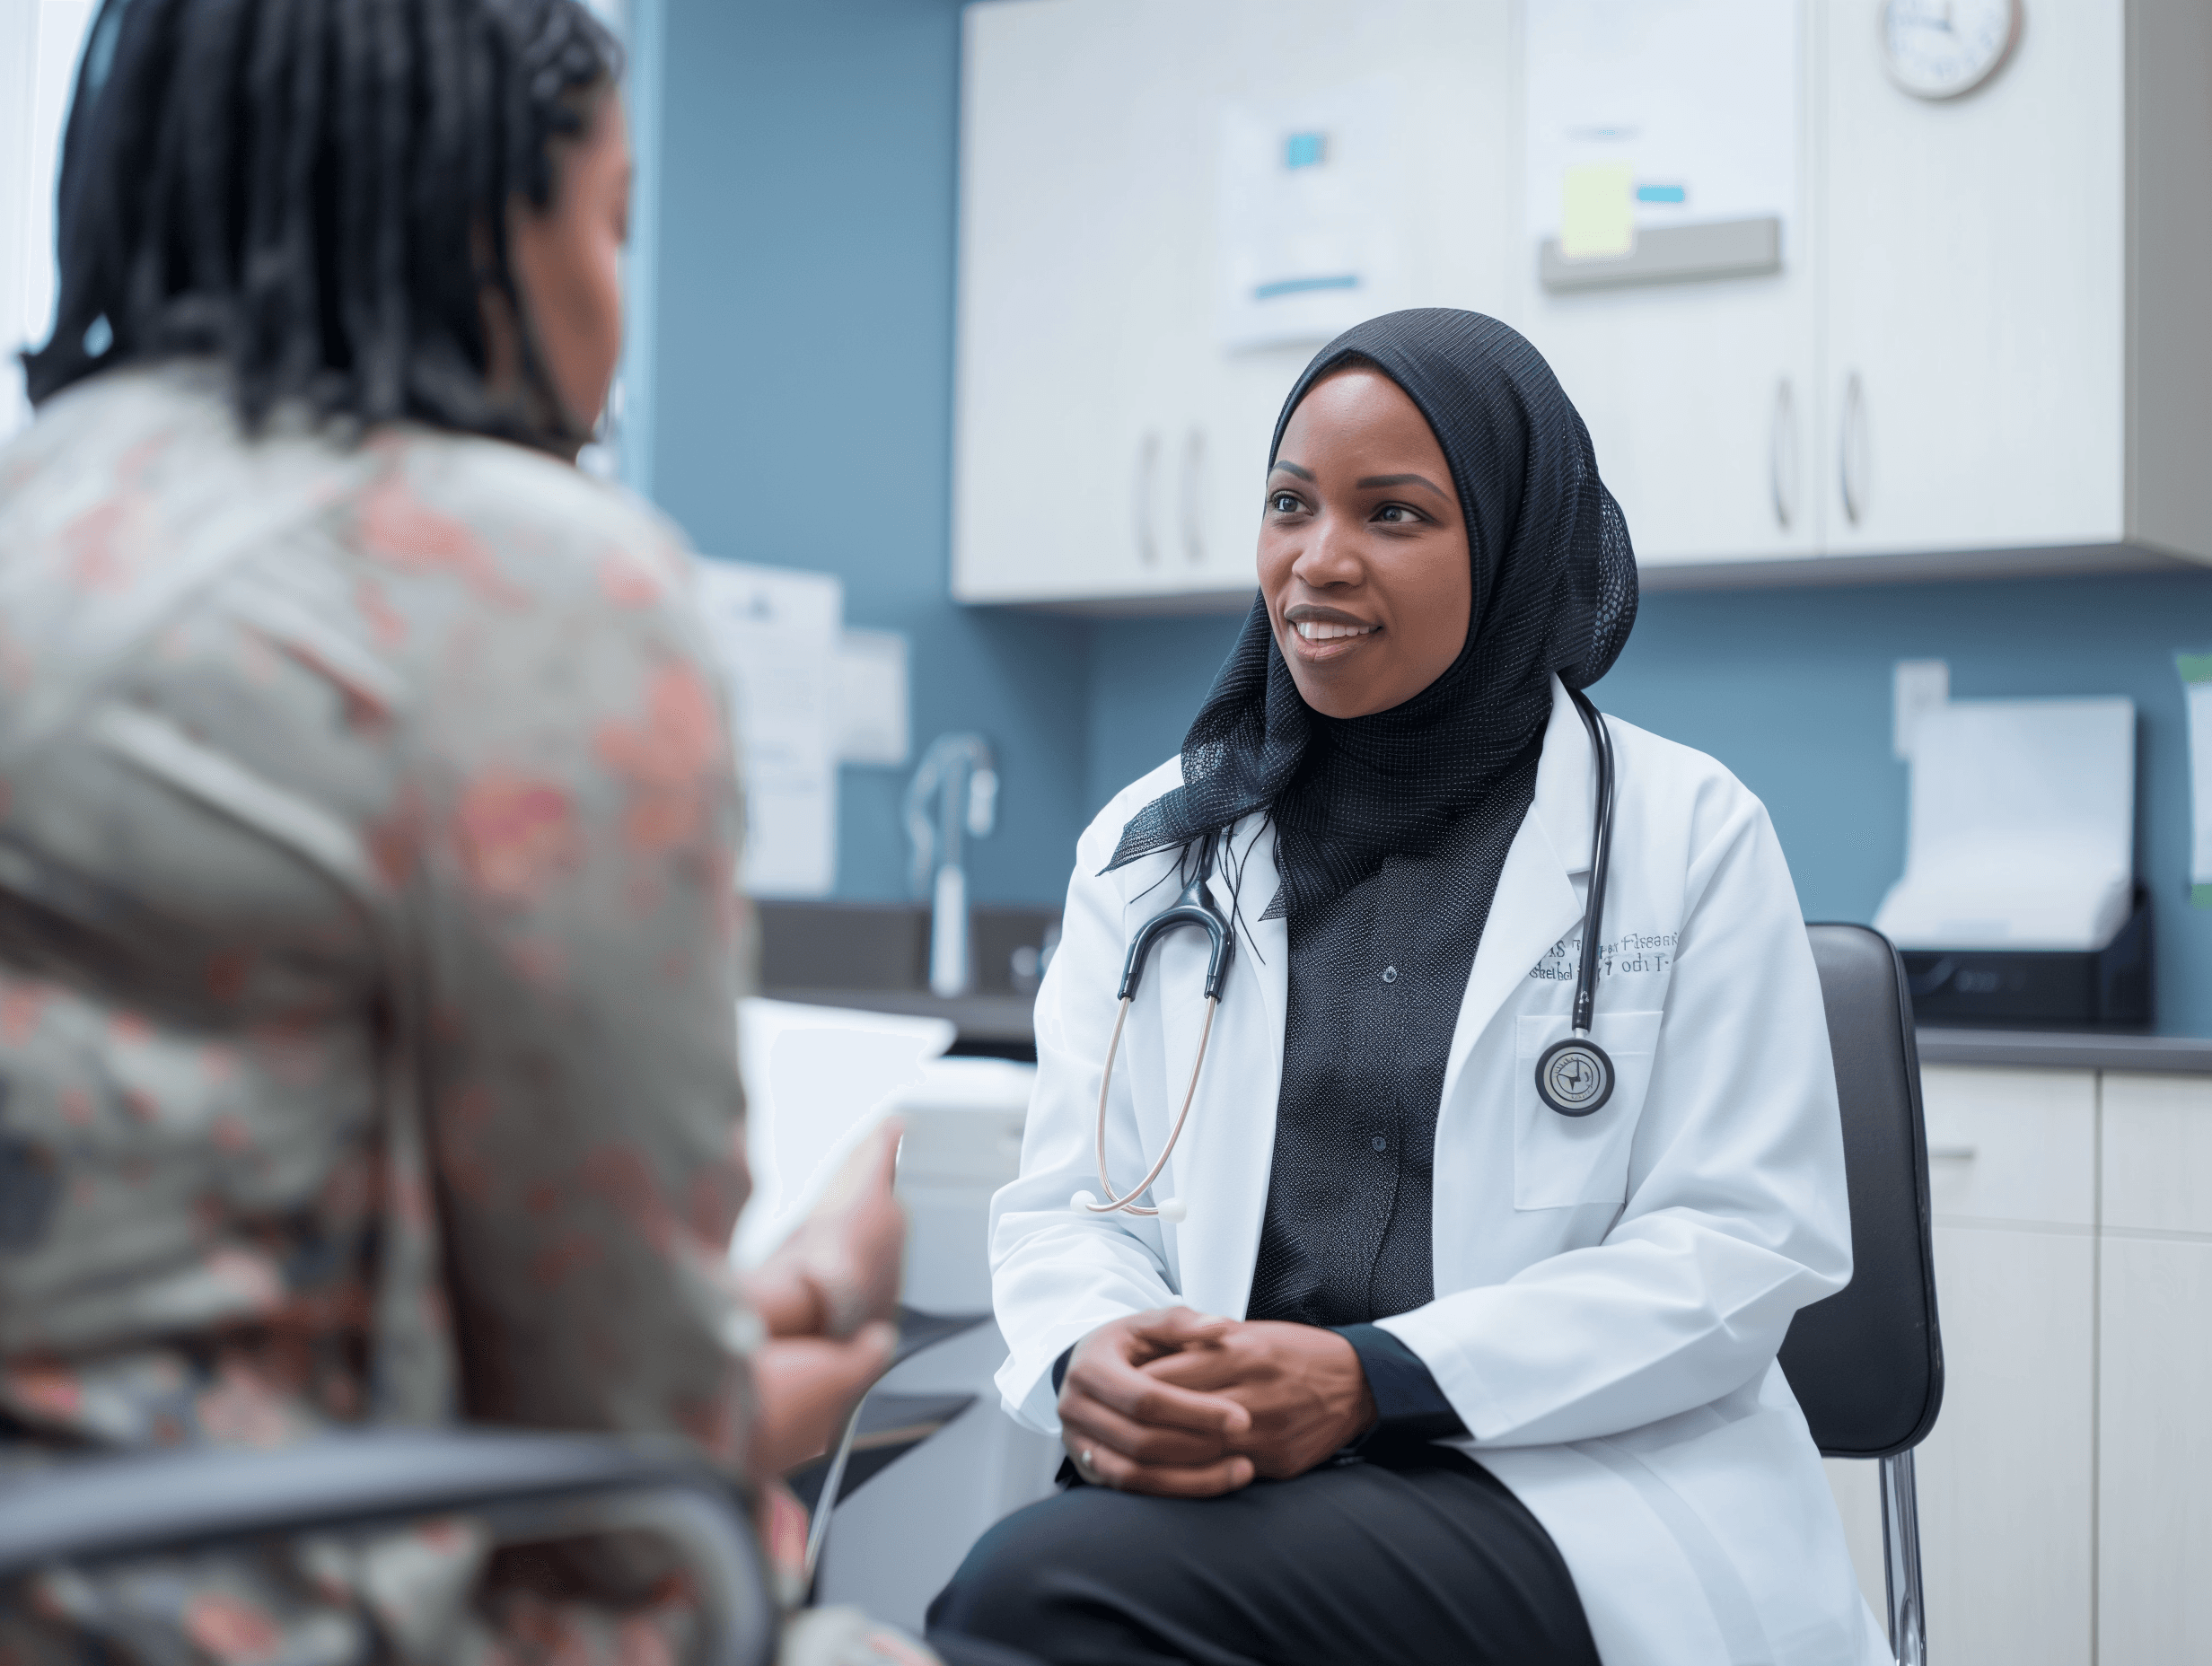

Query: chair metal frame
<box><xmin>1786</xmin><ymin>923</ymin><xmax>1945</xmax><ymax>1666</ymax></box>
<box><xmin>1882</xmin><ymin>1445</ymin><xmax>1927</xmax><ymax>1666</ymax></box>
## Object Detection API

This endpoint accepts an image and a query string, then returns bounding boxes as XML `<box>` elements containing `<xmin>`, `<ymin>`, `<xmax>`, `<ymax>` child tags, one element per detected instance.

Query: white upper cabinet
<box><xmin>1821</xmin><ymin>0</ymin><xmax>2212</xmax><ymax>567</ymax></box>
<box><xmin>1821</xmin><ymin>1</ymin><xmax>2126</xmax><ymax>558</ymax></box>
<box><xmin>954</xmin><ymin>0</ymin><xmax>1515</xmax><ymax>609</ymax></box>
<box><xmin>954</xmin><ymin>0</ymin><xmax>2212</xmax><ymax>609</ymax></box>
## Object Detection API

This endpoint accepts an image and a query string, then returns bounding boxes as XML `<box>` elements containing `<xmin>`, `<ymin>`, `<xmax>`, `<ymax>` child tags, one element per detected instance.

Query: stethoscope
<box><xmin>1070</xmin><ymin>690</ymin><xmax>1619</xmax><ymax>1222</ymax></box>
<box><xmin>1068</xmin><ymin>831</ymin><xmax>1235</xmax><ymax>1224</ymax></box>
<box><xmin>1533</xmin><ymin>689</ymin><xmax>1619</xmax><ymax>1118</ymax></box>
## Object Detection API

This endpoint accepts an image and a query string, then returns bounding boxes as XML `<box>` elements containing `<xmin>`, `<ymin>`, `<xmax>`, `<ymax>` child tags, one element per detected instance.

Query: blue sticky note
<box><xmin>1636</xmin><ymin>183</ymin><xmax>1687</xmax><ymax>204</ymax></box>
<box><xmin>1253</xmin><ymin>275</ymin><xmax>1360</xmax><ymax>302</ymax></box>
<box><xmin>1284</xmin><ymin>132</ymin><xmax>1327</xmax><ymax>170</ymax></box>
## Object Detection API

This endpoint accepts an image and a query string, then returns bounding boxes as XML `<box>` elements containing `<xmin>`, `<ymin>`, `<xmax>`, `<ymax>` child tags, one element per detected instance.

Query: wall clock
<box><xmin>1881</xmin><ymin>0</ymin><xmax>2023</xmax><ymax>101</ymax></box>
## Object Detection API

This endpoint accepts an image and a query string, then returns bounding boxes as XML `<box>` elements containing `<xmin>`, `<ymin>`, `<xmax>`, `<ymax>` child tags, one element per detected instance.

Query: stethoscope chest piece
<box><xmin>1535</xmin><ymin>1032</ymin><xmax>1614</xmax><ymax>1118</ymax></box>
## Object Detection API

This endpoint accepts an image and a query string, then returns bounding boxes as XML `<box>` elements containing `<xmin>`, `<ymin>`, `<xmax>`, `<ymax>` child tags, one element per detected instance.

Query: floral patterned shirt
<box><xmin>0</xmin><ymin>362</ymin><xmax>759</xmax><ymax>1663</ymax></box>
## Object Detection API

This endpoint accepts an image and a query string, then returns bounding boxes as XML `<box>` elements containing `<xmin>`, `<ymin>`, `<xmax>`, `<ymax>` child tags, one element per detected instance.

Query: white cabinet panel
<box><xmin>1819</xmin><ymin>0</ymin><xmax>2126</xmax><ymax>557</ymax></box>
<box><xmin>954</xmin><ymin>0</ymin><xmax>1221</xmax><ymax>605</ymax></box>
<box><xmin>2100</xmin><ymin>1070</ymin><xmax>2212</xmax><ymax>1235</ymax></box>
<box><xmin>1918</xmin><ymin>1065</ymin><xmax>2096</xmax><ymax>1227</ymax></box>
<box><xmin>1513</xmin><ymin>0</ymin><xmax>1819</xmax><ymax>570</ymax></box>
<box><xmin>1892</xmin><ymin>1065</ymin><xmax>2098</xmax><ymax>1666</ymax></box>
<box><xmin>956</xmin><ymin>0</ymin><xmax>1515</xmax><ymax>609</ymax></box>
<box><xmin>2098</xmin><ymin>1234</ymin><xmax>2212</xmax><ymax>1666</ymax></box>
<box><xmin>2097</xmin><ymin>1078</ymin><xmax>2212</xmax><ymax>1665</ymax></box>
<box><xmin>1917</xmin><ymin>1223</ymin><xmax>2096</xmax><ymax>1666</ymax></box>
<box><xmin>1520</xmin><ymin>275</ymin><xmax>1820</xmax><ymax>570</ymax></box>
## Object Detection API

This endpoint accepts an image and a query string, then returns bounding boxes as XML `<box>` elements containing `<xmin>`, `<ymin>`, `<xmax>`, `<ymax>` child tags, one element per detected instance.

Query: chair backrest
<box><xmin>1778</xmin><ymin>923</ymin><xmax>1944</xmax><ymax>1460</ymax></box>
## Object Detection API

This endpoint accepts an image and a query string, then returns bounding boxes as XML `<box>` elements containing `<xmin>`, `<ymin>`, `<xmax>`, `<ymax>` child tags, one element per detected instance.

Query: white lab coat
<box><xmin>989</xmin><ymin>675</ymin><xmax>1891</xmax><ymax>1666</ymax></box>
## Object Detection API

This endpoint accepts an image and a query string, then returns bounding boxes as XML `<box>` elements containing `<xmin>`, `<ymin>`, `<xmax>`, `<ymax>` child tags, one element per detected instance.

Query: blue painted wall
<box><xmin>651</xmin><ymin>0</ymin><xmax>1088</xmax><ymax>906</ymax></box>
<box><xmin>1083</xmin><ymin>578</ymin><xmax>2212</xmax><ymax>1036</ymax></box>
<box><xmin>648</xmin><ymin>0</ymin><xmax>2212</xmax><ymax>1033</ymax></box>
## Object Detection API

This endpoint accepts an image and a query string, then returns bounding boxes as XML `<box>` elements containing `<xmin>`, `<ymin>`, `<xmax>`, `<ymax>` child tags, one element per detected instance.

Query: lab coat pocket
<box><xmin>1514</xmin><ymin>1010</ymin><xmax>1663</xmax><ymax>1209</ymax></box>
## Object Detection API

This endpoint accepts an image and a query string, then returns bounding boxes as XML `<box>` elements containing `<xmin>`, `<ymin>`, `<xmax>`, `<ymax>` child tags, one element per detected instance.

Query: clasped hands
<box><xmin>1058</xmin><ymin>1306</ymin><xmax>1376</xmax><ymax>1497</ymax></box>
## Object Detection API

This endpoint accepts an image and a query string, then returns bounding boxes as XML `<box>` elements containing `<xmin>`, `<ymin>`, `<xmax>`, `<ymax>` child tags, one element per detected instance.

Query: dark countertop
<box><xmin>759</xmin><ymin>986</ymin><xmax>1040</xmax><ymax>1047</ymax></box>
<box><xmin>1915</xmin><ymin>1027</ymin><xmax>2212</xmax><ymax>1074</ymax></box>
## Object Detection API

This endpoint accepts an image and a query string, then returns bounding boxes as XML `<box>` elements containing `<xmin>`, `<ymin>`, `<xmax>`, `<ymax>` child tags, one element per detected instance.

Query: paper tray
<box><xmin>1900</xmin><ymin>890</ymin><xmax>2152</xmax><ymax>1030</ymax></box>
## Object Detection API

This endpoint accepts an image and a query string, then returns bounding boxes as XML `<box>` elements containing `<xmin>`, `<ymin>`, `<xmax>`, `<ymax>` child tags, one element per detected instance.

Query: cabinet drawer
<box><xmin>2098</xmin><ymin>1235</ymin><xmax>2212</xmax><ymax>1662</ymax></box>
<box><xmin>2100</xmin><ymin>1072</ymin><xmax>2212</xmax><ymax>1236</ymax></box>
<box><xmin>1918</xmin><ymin>1065</ymin><xmax>2096</xmax><ymax>1228</ymax></box>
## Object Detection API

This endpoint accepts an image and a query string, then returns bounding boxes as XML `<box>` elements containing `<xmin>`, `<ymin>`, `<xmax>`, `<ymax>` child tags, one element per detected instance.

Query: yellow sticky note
<box><xmin>1560</xmin><ymin>163</ymin><xmax>1635</xmax><ymax>259</ymax></box>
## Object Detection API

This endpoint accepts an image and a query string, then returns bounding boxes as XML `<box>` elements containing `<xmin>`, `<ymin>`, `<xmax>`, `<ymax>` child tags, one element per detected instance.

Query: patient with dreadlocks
<box><xmin>0</xmin><ymin>1</ymin><xmax>948</xmax><ymax>1663</ymax></box>
<box><xmin>31</xmin><ymin>0</ymin><xmax>619</xmax><ymax>446</ymax></box>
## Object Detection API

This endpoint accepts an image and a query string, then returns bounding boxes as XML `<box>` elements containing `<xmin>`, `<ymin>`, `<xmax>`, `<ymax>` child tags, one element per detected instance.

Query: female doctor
<box><xmin>927</xmin><ymin>310</ymin><xmax>1881</xmax><ymax>1666</ymax></box>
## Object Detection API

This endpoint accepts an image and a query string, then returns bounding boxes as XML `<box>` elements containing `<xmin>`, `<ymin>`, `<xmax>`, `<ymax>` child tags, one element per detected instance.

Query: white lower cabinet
<box><xmin>1824</xmin><ymin>1066</ymin><xmax>2098</xmax><ymax>1665</ymax></box>
<box><xmin>1916</xmin><ymin>1223</ymin><xmax>2097</xmax><ymax>1666</ymax></box>
<box><xmin>1821</xmin><ymin>1065</ymin><xmax>2212</xmax><ymax>1666</ymax></box>
<box><xmin>2098</xmin><ymin>1235</ymin><xmax>2212</xmax><ymax>1665</ymax></box>
<box><xmin>2097</xmin><ymin>1074</ymin><xmax>2212</xmax><ymax>1665</ymax></box>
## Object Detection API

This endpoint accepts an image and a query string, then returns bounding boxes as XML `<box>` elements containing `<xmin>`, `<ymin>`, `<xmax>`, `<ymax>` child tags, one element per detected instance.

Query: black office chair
<box><xmin>0</xmin><ymin>1429</ymin><xmax>777</xmax><ymax>1666</ymax></box>
<box><xmin>1780</xmin><ymin>924</ymin><xmax>1945</xmax><ymax>1666</ymax></box>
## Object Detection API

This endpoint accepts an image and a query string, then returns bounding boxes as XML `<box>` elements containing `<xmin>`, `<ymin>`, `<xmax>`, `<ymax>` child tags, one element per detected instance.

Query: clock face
<box><xmin>1881</xmin><ymin>0</ymin><xmax>2022</xmax><ymax>100</ymax></box>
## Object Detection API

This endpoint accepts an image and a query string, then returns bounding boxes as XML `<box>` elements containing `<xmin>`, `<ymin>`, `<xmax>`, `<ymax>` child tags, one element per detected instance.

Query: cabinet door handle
<box><xmin>1133</xmin><ymin>431</ymin><xmax>1161</xmax><ymax>566</ymax></box>
<box><xmin>1181</xmin><ymin>427</ymin><xmax>1207</xmax><ymax>565</ymax></box>
<box><xmin>1770</xmin><ymin>378</ymin><xmax>1797</xmax><ymax>530</ymax></box>
<box><xmin>1839</xmin><ymin>373</ymin><xmax>1868</xmax><ymax>526</ymax></box>
<box><xmin>1927</xmin><ymin>1144</ymin><xmax>1978</xmax><ymax>1162</ymax></box>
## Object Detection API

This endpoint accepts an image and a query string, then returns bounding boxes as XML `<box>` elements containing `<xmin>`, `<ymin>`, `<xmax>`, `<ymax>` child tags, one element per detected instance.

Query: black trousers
<box><xmin>925</xmin><ymin>1443</ymin><xmax>1602</xmax><ymax>1666</ymax></box>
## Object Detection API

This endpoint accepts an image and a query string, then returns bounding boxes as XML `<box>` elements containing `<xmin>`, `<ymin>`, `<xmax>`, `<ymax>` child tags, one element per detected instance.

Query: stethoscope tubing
<box><xmin>1569</xmin><ymin>688</ymin><xmax>1616</xmax><ymax>1037</ymax></box>
<box><xmin>1082</xmin><ymin>992</ymin><xmax>1216</xmax><ymax>1217</ymax></box>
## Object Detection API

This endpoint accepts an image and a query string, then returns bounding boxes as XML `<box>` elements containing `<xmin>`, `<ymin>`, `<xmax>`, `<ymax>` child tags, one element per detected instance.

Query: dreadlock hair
<box><xmin>21</xmin><ymin>0</ymin><xmax>622</xmax><ymax>450</ymax></box>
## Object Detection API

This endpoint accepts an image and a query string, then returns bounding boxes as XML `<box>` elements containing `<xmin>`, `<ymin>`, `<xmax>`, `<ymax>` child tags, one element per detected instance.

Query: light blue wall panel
<box><xmin>1084</xmin><ymin>615</ymin><xmax>1247</xmax><ymax>822</ymax></box>
<box><xmin>651</xmin><ymin>0</ymin><xmax>1088</xmax><ymax>905</ymax></box>
<box><xmin>1601</xmin><ymin>575</ymin><xmax>2212</xmax><ymax>1034</ymax></box>
<box><xmin>1086</xmin><ymin>574</ymin><xmax>2212</xmax><ymax>1035</ymax></box>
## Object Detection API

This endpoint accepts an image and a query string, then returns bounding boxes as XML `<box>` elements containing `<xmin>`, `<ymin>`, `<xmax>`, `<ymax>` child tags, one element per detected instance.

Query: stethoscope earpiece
<box><xmin>1069</xmin><ymin>1190</ymin><xmax>1100</xmax><ymax>1211</ymax></box>
<box><xmin>1155</xmin><ymin>1197</ymin><xmax>1188</xmax><ymax>1224</ymax></box>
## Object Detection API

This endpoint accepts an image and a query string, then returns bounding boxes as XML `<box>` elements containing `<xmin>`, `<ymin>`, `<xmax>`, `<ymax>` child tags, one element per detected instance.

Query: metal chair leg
<box><xmin>1880</xmin><ymin>1448</ymin><xmax>1927</xmax><ymax>1666</ymax></box>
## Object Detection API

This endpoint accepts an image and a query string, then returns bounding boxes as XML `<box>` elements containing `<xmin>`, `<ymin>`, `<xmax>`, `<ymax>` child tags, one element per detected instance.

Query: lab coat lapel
<box><xmin>1176</xmin><ymin>813</ymin><xmax>1286</xmax><ymax>1318</ymax></box>
<box><xmin>1439</xmin><ymin>678</ymin><xmax>1593</xmax><ymax>1110</ymax></box>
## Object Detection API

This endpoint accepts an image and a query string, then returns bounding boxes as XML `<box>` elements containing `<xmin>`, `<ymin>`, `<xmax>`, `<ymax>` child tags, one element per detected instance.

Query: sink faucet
<box><xmin>904</xmin><ymin>733</ymin><xmax>997</xmax><ymax>997</ymax></box>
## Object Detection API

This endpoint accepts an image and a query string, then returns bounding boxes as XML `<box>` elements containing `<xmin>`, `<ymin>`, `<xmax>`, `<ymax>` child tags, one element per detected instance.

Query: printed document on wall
<box><xmin>1217</xmin><ymin>80</ymin><xmax>1403</xmax><ymax>352</ymax></box>
<box><xmin>1525</xmin><ymin>0</ymin><xmax>1796</xmax><ymax>259</ymax></box>
<box><xmin>692</xmin><ymin>558</ymin><xmax>841</xmax><ymax>898</ymax></box>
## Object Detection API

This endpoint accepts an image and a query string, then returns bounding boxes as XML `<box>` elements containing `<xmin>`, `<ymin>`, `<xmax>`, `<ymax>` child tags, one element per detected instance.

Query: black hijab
<box><xmin>1107</xmin><ymin>308</ymin><xmax>1637</xmax><ymax>917</ymax></box>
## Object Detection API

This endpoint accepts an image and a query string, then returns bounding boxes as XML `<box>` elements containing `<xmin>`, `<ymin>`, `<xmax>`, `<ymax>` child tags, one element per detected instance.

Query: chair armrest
<box><xmin>0</xmin><ymin>1429</ymin><xmax>775</xmax><ymax>1666</ymax></box>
